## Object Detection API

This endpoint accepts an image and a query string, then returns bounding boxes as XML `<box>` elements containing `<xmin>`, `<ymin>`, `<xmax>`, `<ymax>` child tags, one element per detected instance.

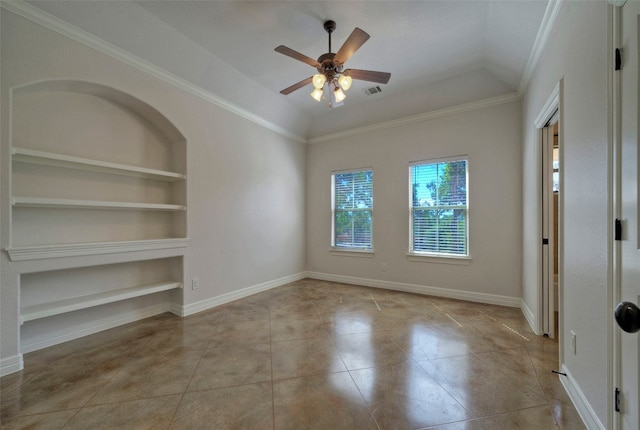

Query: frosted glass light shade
<box><xmin>311</xmin><ymin>87</ymin><xmax>324</xmax><ymax>101</ymax></box>
<box><xmin>312</xmin><ymin>74</ymin><xmax>327</xmax><ymax>89</ymax></box>
<box><xmin>334</xmin><ymin>87</ymin><xmax>346</xmax><ymax>103</ymax></box>
<box><xmin>338</xmin><ymin>75</ymin><xmax>352</xmax><ymax>91</ymax></box>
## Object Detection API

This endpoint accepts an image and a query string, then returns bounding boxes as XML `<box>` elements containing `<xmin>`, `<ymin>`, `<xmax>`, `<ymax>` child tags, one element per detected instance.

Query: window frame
<box><xmin>408</xmin><ymin>156</ymin><xmax>470</xmax><ymax>260</ymax></box>
<box><xmin>330</xmin><ymin>167</ymin><xmax>374</xmax><ymax>253</ymax></box>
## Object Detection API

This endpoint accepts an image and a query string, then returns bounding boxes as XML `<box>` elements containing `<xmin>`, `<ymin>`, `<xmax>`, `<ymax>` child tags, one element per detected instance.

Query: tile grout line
<box><xmin>1</xmin><ymin>280</ymin><xmax>577</xmax><ymax>429</ymax></box>
<box><xmin>164</xmin><ymin>325</ymin><xmax>212</xmax><ymax>428</ymax></box>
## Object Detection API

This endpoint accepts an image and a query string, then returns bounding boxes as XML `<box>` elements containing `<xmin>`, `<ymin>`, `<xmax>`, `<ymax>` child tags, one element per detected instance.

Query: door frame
<box><xmin>610</xmin><ymin>1</ymin><xmax>624</xmax><ymax>428</ymax></box>
<box><xmin>542</xmin><ymin>115</ymin><xmax>558</xmax><ymax>339</ymax></box>
<box><xmin>534</xmin><ymin>81</ymin><xmax>563</xmax><ymax>353</ymax></box>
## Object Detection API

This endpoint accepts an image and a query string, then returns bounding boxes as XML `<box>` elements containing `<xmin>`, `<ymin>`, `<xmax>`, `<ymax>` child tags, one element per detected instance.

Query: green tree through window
<box><xmin>332</xmin><ymin>169</ymin><xmax>373</xmax><ymax>249</ymax></box>
<box><xmin>410</xmin><ymin>159</ymin><xmax>468</xmax><ymax>256</ymax></box>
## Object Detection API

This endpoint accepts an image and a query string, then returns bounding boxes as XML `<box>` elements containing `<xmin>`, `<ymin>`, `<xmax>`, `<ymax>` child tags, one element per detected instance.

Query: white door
<box><xmin>616</xmin><ymin>1</ymin><xmax>640</xmax><ymax>429</ymax></box>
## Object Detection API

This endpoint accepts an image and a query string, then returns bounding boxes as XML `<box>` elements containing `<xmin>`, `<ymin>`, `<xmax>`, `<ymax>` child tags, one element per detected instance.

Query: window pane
<box><xmin>335</xmin><ymin>171</ymin><xmax>373</xmax><ymax>209</ymax></box>
<box><xmin>335</xmin><ymin>210</ymin><xmax>372</xmax><ymax>248</ymax></box>
<box><xmin>411</xmin><ymin>161</ymin><xmax>466</xmax><ymax>207</ymax></box>
<box><xmin>333</xmin><ymin>169</ymin><xmax>373</xmax><ymax>249</ymax></box>
<box><xmin>410</xmin><ymin>159</ymin><xmax>468</xmax><ymax>256</ymax></box>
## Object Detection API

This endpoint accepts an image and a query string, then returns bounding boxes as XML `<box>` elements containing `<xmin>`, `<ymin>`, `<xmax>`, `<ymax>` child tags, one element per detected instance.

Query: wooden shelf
<box><xmin>12</xmin><ymin>147</ymin><xmax>185</xmax><ymax>181</ymax></box>
<box><xmin>5</xmin><ymin>238</ymin><xmax>189</xmax><ymax>261</ymax></box>
<box><xmin>21</xmin><ymin>281</ymin><xmax>183</xmax><ymax>323</ymax></box>
<box><xmin>12</xmin><ymin>197</ymin><xmax>186</xmax><ymax>211</ymax></box>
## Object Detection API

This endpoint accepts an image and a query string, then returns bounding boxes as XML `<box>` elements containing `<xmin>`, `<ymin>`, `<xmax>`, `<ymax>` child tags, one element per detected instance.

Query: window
<box><xmin>332</xmin><ymin>169</ymin><xmax>373</xmax><ymax>250</ymax></box>
<box><xmin>409</xmin><ymin>157</ymin><xmax>468</xmax><ymax>257</ymax></box>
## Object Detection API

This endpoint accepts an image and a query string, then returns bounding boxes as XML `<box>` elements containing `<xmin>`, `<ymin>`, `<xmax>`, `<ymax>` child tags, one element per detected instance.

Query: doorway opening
<box><xmin>542</xmin><ymin>114</ymin><xmax>560</xmax><ymax>339</ymax></box>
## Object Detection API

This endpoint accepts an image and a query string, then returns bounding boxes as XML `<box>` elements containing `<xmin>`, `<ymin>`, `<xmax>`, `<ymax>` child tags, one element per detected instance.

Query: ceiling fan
<box><xmin>275</xmin><ymin>20</ymin><xmax>391</xmax><ymax>107</ymax></box>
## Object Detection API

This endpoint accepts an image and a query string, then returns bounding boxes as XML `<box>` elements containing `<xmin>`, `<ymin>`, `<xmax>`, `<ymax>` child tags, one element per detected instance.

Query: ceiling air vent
<box><xmin>363</xmin><ymin>86</ymin><xmax>382</xmax><ymax>96</ymax></box>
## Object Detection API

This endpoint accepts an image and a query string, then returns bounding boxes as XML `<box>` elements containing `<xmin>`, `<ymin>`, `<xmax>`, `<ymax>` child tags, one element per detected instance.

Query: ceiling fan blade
<box><xmin>275</xmin><ymin>45</ymin><xmax>320</xmax><ymax>68</ymax></box>
<box><xmin>334</xmin><ymin>28</ymin><xmax>370</xmax><ymax>65</ymax></box>
<box><xmin>280</xmin><ymin>76</ymin><xmax>314</xmax><ymax>95</ymax></box>
<box><xmin>343</xmin><ymin>69</ymin><xmax>391</xmax><ymax>84</ymax></box>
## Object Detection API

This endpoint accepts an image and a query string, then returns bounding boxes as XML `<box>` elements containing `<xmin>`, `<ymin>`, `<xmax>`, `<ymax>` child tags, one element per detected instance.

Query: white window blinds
<box><xmin>332</xmin><ymin>169</ymin><xmax>373</xmax><ymax>249</ymax></box>
<box><xmin>410</xmin><ymin>158</ymin><xmax>468</xmax><ymax>256</ymax></box>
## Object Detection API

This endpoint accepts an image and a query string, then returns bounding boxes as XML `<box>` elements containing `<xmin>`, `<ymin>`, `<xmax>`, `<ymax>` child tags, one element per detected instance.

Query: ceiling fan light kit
<box><xmin>312</xmin><ymin>74</ymin><xmax>326</xmax><ymax>89</ymax></box>
<box><xmin>275</xmin><ymin>20</ymin><xmax>391</xmax><ymax>108</ymax></box>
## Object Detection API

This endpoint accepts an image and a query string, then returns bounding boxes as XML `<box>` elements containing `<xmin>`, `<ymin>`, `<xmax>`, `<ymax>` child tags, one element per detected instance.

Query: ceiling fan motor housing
<box><xmin>317</xmin><ymin>53</ymin><xmax>342</xmax><ymax>80</ymax></box>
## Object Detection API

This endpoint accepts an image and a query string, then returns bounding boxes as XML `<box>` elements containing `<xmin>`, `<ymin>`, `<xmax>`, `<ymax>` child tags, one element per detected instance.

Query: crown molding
<box><xmin>518</xmin><ymin>0</ymin><xmax>564</xmax><ymax>95</ymax></box>
<box><xmin>307</xmin><ymin>92</ymin><xmax>522</xmax><ymax>144</ymax></box>
<box><xmin>0</xmin><ymin>1</ymin><xmax>307</xmax><ymax>144</ymax></box>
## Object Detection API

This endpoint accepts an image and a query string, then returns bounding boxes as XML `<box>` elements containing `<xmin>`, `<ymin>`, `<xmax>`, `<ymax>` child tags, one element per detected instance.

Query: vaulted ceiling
<box><xmin>25</xmin><ymin>1</ymin><xmax>552</xmax><ymax>140</ymax></box>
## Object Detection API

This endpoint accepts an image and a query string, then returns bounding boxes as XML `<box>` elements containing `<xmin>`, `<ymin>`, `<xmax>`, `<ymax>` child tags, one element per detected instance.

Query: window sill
<box><xmin>330</xmin><ymin>248</ymin><xmax>375</xmax><ymax>258</ymax></box>
<box><xmin>407</xmin><ymin>253</ymin><xmax>471</xmax><ymax>265</ymax></box>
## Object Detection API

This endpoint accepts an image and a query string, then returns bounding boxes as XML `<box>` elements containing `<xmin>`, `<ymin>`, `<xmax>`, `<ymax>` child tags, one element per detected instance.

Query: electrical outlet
<box><xmin>570</xmin><ymin>330</ymin><xmax>577</xmax><ymax>354</ymax></box>
<box><xmin>381</xmin><ymin>263</ymin><xmax>387</xmax><ymax>272</ymax></box>
<box><xmin>192</xmin><ymin>278</ymin><xmax>200</xmax><ymax>290</ymax></box>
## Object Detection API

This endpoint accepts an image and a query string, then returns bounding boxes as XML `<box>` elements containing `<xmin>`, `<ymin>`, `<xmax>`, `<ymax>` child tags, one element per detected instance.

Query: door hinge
<box><xmin>615</xmin><ymin>218</ymin><xmax>622</xmax><ymax>241</ymax></box>
<box><xmin>615</xmin><ymin>387</ymin><xmax>621</xmax><ymax>412</ymax></box>
<box><xmin>615</xmin><ymin>48</ymin><xmax>622</xmax><ymax>71</ymax></box>
<box><xmin>542</xmin><ymin>238</ymin><xmax>549</xmax><ymax>245</ymax></box>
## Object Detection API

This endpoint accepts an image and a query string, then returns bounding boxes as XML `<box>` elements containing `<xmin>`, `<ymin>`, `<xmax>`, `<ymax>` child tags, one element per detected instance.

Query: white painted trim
<box><xmin>6</xmin><ymin>238</ymin><xmax>188</xmax><ymax>261</ymax></box>
<box><xmin>308</xmin><ymin>92</ymin><xmax>522</xmax><ymax>144</ymax></box>
<box><xmin>0</xmin><ymin>354</ymin><xmax>24</xmax><ymax>377</ymax></box>
<box><xmin>609</xmin><ymin>4</ymin><xmax>622</xmax><ymax>430</ymax></box>
<box><xmin>407</xmin><ymin>254</ymin><xmax>472</xmax><ymax>266</ymax></box>
<box><xmin>177</xmin><ymin>272</ymin><xmax>307</xmax><ymax>317</ymax></box>
<box><xmin>0</xmin><ymin>1</ymin><xmax>306</xmax><ymax>144</ymax></box>
<box><xmin>306</xmin><ymin>271</ymin><xmax>522</xmax><ymax>308</ymax></box>
<box><xmin>518</xmin><ymin>0</ymin><xmax>565</xmax><ymax>95</ymax></box>
<box><xmin>535</xmin><ymin>81</ymin><xmax>561</xmax><ymax>128</ymax></box>
<box><xmin>329</xmin><ymin>249</ymin><xmax>375</xmax><ymax>258</ymax></box>
<box><xmin>520</xmin><ymin>299</ymin><xmax>541</xmax><ymax>335</ymax></box>
<box><xmin>561</xmin><ymin>364</ymin><xmax>605</xmax><ymax>430</ymax></box>
<box><xmin>0</xmin><ymin>0</ymin><xmax>557</xmax><ymax>147</ymax></box>
<box><xmin>20</xmin><ymin>303</ymin><xmax>170</xmax><ymax>354</ymax></box>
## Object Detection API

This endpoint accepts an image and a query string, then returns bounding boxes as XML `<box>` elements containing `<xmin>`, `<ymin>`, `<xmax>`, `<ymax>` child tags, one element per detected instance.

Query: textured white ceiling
<box><xmin>26</xmin><ymin>0</ymin><xmax>550</xmax><ymax>139</ymax></box>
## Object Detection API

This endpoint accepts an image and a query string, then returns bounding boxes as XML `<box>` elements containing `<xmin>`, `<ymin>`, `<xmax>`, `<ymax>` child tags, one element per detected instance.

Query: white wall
<box><xmin>1</xmin><ymin>10</ymin><xmax>306</xmax><ymax>370</ymax></box>
<box><xmin>307</xmin><ymin>100</ymin><xmax>523</xmax><ymax>304</ymax></box>
<box><xmin>522</xmin><ymin>1</ymin><xmax>609</xmax><ymax>425</ymax></box>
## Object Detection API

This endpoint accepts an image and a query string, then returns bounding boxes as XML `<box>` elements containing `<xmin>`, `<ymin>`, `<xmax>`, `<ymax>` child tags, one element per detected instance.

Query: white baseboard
<box><xmin>560</xmin><ymin>364</ymin><xmax>604</xmax><ymax>430</ymax></box>
<box><xmin>20</xmin><ymin>303</ymin><xmax>170</xmax><ymax>354</ymax></box>
<box><xmin>306</xmin><ymin>271</ymin><xmax>522</xmax><ymax>308</ymax></box>
<box><xmin>11</xmin><ymin>271</ymin><xmax>524</xmax><ymax>374</ymax></box>
<box><xmin>176</xmin><ymin>272</ymin><xmax>307</xmax><ymax>317</ymax></box>
<box><xmin>521</xmin><ymin>300</ymin><xmax>542</xmax><ymax>335</ymax></box>
<box><xmin>0</xmin><ymin>354</ymin><xmax>24</xmax><ymax>377</ymax></box>
<box><xmin>17</xmin><ymin>272</ymin><xmax>306</xmax><ymax>354</ymax></box>
<box><xmin>1</xmin><ymin>272</ymin><xmax>306</xmax><ymax>376</ymax></box>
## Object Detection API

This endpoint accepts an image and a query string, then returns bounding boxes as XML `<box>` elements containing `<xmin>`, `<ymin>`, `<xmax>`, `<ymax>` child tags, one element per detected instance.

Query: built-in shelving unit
<box><xmin>21</xmin><ymin>281</ymin><xmax>183</xmax><ymax>323</ymax></box>
<box><xmin>7</xmin><ymin>80</ymin><xmax>188</xmax><ymax>354</ymax></box>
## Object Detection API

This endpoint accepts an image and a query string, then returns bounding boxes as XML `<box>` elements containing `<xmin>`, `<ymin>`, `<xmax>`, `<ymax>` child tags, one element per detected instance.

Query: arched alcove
<box><xmin>10</xmin><ymin>79</ymin><xmax>187</xmax><ymax>251</ymax></box>
<box><xmin>7</xmin><ymin>79</ymin><xmax>187</xmax><ymax>353</ymax></box>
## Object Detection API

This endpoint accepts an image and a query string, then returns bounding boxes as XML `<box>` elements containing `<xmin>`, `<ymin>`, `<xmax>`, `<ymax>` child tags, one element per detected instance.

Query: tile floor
<box><xmin>1</xmin><ymin>279</ymin><xmax>585</xmax><ymax>429</ymax></box>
